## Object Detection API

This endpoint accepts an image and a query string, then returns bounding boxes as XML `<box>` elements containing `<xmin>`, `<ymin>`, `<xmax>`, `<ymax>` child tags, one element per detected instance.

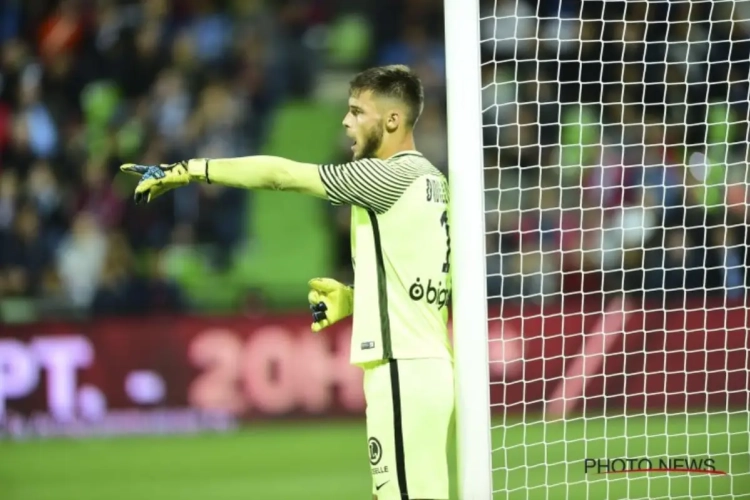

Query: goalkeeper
<box><xmin>122</xmin><ymin>65</ymin><xmax>453</xmax><ymax>500</ymax></box>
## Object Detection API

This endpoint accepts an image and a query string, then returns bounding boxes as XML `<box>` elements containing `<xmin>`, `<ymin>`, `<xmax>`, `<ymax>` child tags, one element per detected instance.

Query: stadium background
<box><xmin>1</xmin><ymin>0</ymin><xmax>750</xmax><ymax>499</ymax></box>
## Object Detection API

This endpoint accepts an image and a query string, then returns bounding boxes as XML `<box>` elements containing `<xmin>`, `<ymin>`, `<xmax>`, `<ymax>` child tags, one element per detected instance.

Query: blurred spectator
<box><xmin>481</xmin><ymin>0</ymin><xmax>537</xmax><ymax>61</ymax></box>
<box><xmin>0</xmin><ymin>170</ymin><xmax>18</xmax><ymax>233</ymax></box>
<box><xmin>186</xmin><ymin>79</ymin><xmax>246</xmax><ymax>158</ymax></box>
<box><xmin>91</xmin><ymin>231</ymin><xmax>140</xmax><ymax>314</ymax></box>
<box><xmin>56</xmin><ymin>212</ymin><xmax>107</xmax><ymax>309</ymax></box>
<box><xmin>0</xmin><ymin>1</ymin><xmax>22</xmax><ymax>44</ymax></box>
<box><xmin>151</xmin><ymin>69</ymin><xmax>191</xmax><ymax>151</ymax></box>
<box><xmin>37</xmin><ymin>1</ymin><xmax>85</xmax><ymax>61</ymax></box>
<box><xmin>26</xmin><ymin>160</ymin><xmax>66</xmax><ymax>245</ymax></box>
<box><xmin>17</xmin><ymin>64</ymin><xmax>58</xmax><ymax>159</ymax></box>
<box><xmin>116</xmin><ymin>22</ymin><xmax>169</xmax><ymax>100</ymax></box>
<box><xmin>1</xmin><ymin>201</ymin><xmax>54</xmax><ymax>297</ymax></box>
<box><xmin>75</xmin><ymin>156</ymin><xmax>125</xmax><ymax>230</ymax></box>
<box><xmin>187</xmin><ymin>0</ymin><xmax>232</xmax><ymax>65</ymax></box>
<box><xmin>92</xmin><ymin>234</ymin><xmax>183</xmax><ymax>315</ymax></box>
<box><xmin>379</xmin><ymin>22</ymin><xmax>445</xmax><ymax>90</ymax></box>
<box><xmin>142</xmin><ymin>248</ymin><xmax>184</xmax><ymax>312</ymax></box>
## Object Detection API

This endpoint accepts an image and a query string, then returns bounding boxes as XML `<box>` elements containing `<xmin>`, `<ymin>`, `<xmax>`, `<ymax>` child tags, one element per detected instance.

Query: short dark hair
<box><xmin>349</xmin><ymin>65</ymin><xmax>425</xmax><ymax>128</ymax></box>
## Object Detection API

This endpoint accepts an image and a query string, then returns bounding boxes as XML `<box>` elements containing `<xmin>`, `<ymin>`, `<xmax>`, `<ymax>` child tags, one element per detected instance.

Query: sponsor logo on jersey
<box><xmin>369</xmin><ymin>437</ymin><xmax>383</xmax><ymax>465</ymax></box>
<box><xmin>409</xmin><ymin>278</ymin><xmax>450</xmax><ymax>308</ymax></box>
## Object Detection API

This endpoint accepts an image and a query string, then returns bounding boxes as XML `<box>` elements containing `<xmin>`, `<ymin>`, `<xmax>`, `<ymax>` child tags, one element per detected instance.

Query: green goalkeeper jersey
<box><xmin>318</xmin><ymin>151</ymin><xmax>453</xmax><ymax>365</ymax></box>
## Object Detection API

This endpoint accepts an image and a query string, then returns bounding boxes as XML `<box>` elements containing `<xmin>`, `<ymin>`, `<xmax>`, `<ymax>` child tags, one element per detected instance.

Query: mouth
<box><xmin>351</xmin><ymin>139</ymin><xmax>357</xmax><ymax>151</ymax></box>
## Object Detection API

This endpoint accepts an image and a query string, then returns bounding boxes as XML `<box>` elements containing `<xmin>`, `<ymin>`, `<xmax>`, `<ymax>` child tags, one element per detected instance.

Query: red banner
<box><xmin>1</xmin><ymin>298</ymin><xmax>748</xmax><ymax>438</ymax></box>
<box><xmin>490</xmin><ymin>298</ymin><xmax>750</xmax><ymax>415</ymax></box>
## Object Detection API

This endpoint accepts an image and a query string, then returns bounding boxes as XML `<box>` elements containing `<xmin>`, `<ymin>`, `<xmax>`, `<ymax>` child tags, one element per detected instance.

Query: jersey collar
<box><xmin>387</xmin><ymin>150</ymin><xmax>423</xmax><ymax>159</ymax></box>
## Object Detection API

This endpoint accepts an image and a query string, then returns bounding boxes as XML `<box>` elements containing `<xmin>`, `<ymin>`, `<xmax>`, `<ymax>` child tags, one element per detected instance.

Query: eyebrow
<box><xmin>349</xmin><ymin>104</ymin><xmax>364</xmax><ymax>112</ymax></box>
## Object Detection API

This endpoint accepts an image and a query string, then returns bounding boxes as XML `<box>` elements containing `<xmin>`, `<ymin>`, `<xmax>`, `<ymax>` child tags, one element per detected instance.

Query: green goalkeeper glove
<box><xmin>308</xmin><ymin>278</ymin><xmax>353</xmax><ymax>333</ymax></box>
<box><xmin>120</xmin><ymin>159</ymin><xmax>209</xmax><ymax>204</ymax></box>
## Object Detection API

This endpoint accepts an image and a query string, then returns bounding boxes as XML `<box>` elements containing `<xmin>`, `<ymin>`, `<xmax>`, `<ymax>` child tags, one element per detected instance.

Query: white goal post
<box><xmin>444</xmin><ymin>0</ymin><xmax>494</xmax><ymax>499</ymax></box>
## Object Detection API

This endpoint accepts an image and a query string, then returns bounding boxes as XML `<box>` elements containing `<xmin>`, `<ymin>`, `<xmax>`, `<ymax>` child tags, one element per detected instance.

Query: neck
<box><xmin>376</xmin><ymin>133</ymin><xmax>417</xmax><ymax>160</ymax></box>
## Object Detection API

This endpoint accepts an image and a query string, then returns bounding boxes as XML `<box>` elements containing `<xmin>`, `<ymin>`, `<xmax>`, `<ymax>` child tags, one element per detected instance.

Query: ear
<box><xmin>385</xmin><ymin>110</ymin><xmax>400</xmax><ymax>133</ymax></box>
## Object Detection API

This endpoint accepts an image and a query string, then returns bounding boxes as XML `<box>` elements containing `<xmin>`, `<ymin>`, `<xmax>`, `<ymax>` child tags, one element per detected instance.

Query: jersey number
<box><xmin>440</xmin><ymin>210</ymin><xmax>451</xmax><ymax>273</ymax></box>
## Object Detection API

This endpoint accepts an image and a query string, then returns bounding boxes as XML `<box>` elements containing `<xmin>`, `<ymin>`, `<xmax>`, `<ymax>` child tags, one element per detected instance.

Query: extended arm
<box><xmin>121</xmin><ymin>156</ymin><xmax>328</xmax><ymax>204</ymax></box>
<box><xmin>122</xmin><ymin>155</ymin><xmax>411</xmax><ymax>212</ymax></box>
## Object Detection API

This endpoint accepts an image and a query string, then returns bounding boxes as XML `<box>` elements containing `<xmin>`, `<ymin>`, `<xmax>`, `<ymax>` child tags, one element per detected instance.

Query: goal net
<box><xmin>447</xmin><ymin>0</ymin><xmax>750</xmax><ymax>499</ymax></box>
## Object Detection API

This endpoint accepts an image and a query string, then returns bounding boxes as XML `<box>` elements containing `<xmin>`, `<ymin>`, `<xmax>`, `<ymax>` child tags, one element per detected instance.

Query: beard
<box><xmin>354</xmin><ymin>123</ymin><xmax>384</xmax><ymax>160</ymax></box>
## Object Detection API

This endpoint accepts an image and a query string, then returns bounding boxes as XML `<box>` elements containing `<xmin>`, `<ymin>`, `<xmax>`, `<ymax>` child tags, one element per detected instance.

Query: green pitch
<box><xmin>1</xmin><ymin>413</ymin><xmax>749</xmax><ymax>500</ymax></box>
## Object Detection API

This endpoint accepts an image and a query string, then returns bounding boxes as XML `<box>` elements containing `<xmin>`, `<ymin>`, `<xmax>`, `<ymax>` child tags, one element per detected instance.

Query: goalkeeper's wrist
<box><xmin>187</xmin><ymin>159</ymin><xmax>211</xmax><ymax>183</ymax></box>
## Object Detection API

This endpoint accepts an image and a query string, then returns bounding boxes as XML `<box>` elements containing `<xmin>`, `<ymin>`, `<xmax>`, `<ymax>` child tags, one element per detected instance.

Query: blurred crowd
<box><xmin>0</xmin><ymin>0</ymin><xmax>276</xmax><ymax>317</ymax></box>
<box><xmin>1</xmin><ymin>0</ymin><xmax>748</xmax><ymax>322</ymax></box>
<box><xmin>483</xmin><ymin>0</ymin><xmax>750</xmax><ymax>304</ymax></box>
<box><xmin>0</xmin><ymin>0</ymin><xmax>448</xmax><ymax>320</ymax></box>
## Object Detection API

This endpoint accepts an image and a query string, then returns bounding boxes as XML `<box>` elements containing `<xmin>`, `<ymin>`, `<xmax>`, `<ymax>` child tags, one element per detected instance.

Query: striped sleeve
<box><xmin>318</xmin><ymin>158</ymin><xmax>419</xmax><ymax>213</ymax></box>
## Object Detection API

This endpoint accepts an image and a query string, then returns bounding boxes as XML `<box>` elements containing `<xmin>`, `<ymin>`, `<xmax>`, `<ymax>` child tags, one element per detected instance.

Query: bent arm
<box><xmin>189</xmin><ymin>156</ymin><xmax>328</xmax><ymax>199</ymax></box>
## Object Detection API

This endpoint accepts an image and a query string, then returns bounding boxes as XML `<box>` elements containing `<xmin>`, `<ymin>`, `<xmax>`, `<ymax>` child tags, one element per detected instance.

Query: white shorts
<box><xmin>363</xmin><ymin>358</ymin><xmax>454</xmax><ymax>500</ymax></box>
